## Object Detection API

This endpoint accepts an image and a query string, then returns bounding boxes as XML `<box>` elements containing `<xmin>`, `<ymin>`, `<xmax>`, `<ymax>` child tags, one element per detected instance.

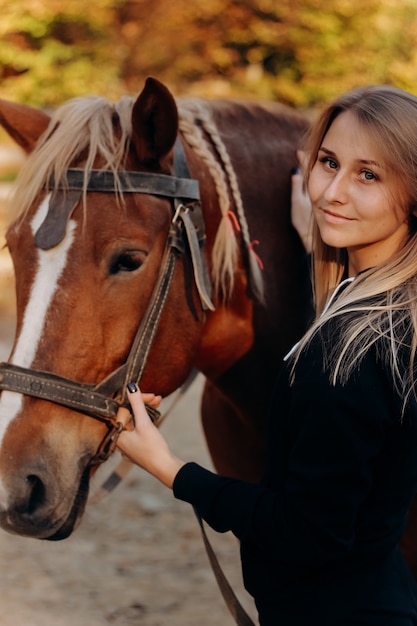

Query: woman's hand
<box><xmin>116</xmin><ymin>383</ymin><xmax>185</xmax><ymax>489</ymax></box>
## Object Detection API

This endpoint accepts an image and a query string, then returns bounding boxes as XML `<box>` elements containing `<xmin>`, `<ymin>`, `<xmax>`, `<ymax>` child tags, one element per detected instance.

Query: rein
<box><xmin>0</xmin><ymin>139</ymin><xmax>214</xmax><ymax>463</ymax></box>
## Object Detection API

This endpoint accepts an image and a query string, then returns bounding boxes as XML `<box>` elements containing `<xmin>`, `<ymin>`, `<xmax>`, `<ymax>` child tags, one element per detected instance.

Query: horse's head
<box><xmin>0</xmin><ymin>78</ymin><xmax>211</xmax><ymax>539</ymax></box>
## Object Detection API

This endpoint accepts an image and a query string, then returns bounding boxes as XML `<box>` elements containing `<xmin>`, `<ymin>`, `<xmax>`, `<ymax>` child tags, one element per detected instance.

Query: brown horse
<box><xmin>1</xmin><ymin>77</ymin><xmax>417</xmax><ymax>579</ymax></box>
<box><xmin>0</xmin><ymin>77</ymin><xmax>312</xmax><ymax>541</ymax></box>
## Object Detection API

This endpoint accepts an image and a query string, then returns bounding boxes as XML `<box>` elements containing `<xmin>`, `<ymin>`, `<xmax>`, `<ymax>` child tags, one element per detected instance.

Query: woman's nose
<box><xmin>323</xmin><ymin>172</ymin><xmax>349</xmax><ymax>204</ymax></box>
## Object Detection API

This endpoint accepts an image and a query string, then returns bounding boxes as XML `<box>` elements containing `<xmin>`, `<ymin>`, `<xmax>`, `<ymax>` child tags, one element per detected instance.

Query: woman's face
<box><xmin>308</xmin><ymin>110</ymin><xmax>410</xmax><ymax>276</ymax></box>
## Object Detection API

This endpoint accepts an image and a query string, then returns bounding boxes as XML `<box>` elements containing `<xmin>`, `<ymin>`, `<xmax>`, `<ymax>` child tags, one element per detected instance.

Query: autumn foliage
<box><xmin>0</xmin><ymin>0</ymin><xmax>417</xmax><ymax>109</ymax></box>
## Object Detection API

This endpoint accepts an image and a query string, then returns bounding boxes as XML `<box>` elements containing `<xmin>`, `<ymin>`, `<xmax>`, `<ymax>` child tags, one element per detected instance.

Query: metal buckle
<box><xmin>90</xmin><ymin>421</ymin><xmax>124</xmax><ymax>465</ymax></box>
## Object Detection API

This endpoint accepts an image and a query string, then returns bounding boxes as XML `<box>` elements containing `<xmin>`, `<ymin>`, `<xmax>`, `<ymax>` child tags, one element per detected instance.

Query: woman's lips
<box><xmin>321</xmin><ymin>208</ymin><xmax>355</xmax><ymax>224</ymax></box>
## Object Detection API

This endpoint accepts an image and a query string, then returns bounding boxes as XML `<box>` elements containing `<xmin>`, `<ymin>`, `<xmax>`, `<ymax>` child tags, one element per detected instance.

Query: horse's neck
<box><xmin>179</xmin><ymin>101</ymin><xmax>265</xmax><ymax>379</ymax></box>
<box><xmin>195</xmin><ymin>269</ymin><xmax>254</xmax><ymax>380</ymax></box>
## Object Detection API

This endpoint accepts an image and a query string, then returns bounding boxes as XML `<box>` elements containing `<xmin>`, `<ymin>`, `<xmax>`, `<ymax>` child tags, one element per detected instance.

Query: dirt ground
<box><xmin>0</xmin><ymin>180</ymin><xmax>258</xmax><ymax>625</ymax></box>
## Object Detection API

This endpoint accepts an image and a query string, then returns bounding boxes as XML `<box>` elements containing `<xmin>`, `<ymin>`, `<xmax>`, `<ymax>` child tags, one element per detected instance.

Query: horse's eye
<box><xmin>109</xmin><ymin>251</ymin><xmax>145</xmax><ymax>274</ymax></box>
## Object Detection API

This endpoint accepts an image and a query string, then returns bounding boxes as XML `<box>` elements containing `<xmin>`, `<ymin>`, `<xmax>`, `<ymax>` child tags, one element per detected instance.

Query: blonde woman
<box><xmin>117</xmin><ymin>86</ymin><xmax>417</xmax><ymax>625</ymax></box>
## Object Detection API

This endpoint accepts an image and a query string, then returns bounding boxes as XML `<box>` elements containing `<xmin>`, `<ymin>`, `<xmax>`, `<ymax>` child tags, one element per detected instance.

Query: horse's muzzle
<box><xmin>0</xmin><ymin>458</ymin><xmax>90</xmax><ymax>540</ymax></box>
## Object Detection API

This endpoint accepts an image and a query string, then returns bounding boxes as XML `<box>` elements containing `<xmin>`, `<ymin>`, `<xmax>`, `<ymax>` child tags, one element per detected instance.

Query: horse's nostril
<box><xmin>0</xmin><ymin>464</ymin><xmax>87</xmax><ymax>539</ymax></box>
<box><xmin>25</xmin><ymin>474</ymin><xmax>46</xmax><ymax>515</ymax></box>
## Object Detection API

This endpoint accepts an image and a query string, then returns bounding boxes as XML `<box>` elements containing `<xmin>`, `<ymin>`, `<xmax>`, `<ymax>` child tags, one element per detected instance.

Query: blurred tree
<box><xmin>0</xmin><ymin>0</ymin><xmax>124</xmax><ymax>105</ymax></box>
<box><xmin>0</xmin><ymin>0</ymin><xmax>417</xmax><ymax>109</ymax></box>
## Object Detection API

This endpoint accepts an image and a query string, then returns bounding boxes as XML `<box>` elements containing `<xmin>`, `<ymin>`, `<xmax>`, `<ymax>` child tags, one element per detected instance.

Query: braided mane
<box><xmin>178</xmin><ymin>100</ymin><xmax>263</xmax><ymax>302</ymax></box>
<box><xmin>10</xmin><ymin>95</ymin><xmax>263</xmax><ymax>301</ymax></box>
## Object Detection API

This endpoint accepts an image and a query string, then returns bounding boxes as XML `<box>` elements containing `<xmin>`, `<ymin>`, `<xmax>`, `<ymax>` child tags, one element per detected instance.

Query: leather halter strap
<box><xmin>0</xmin><ymin>139</ymin><xmax>213</xmax><ymax>463</ymax></box>
<box><xmin>50</xmin><ymin>168</ymin><xmax>200</xmax><ymax>198</ymax></box>
<box><xmin>35</xmin><ymin>151</ymin><xmax>199</xmax><ymax>251</ymax></box>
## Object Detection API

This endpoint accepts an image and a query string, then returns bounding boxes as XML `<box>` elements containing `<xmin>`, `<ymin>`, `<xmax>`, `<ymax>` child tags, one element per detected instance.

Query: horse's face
<box><xmin>0</xmin><ymin>78</ymin><xmax>205</xmax><ymax>539</ymax></box>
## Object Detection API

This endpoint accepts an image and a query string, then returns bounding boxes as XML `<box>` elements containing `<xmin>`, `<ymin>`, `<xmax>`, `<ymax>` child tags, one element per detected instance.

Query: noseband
<box><xmin>0</xmin><ymin>140</ymin><xmax>214</xmax><ymax>464</ymax></box>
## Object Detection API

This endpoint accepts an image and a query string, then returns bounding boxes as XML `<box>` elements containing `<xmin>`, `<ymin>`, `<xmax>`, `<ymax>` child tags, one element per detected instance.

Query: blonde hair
<box><xmin>292</xmin><ymin>86</ymin><xmax>417</xmax><ymax>406</ymax></box>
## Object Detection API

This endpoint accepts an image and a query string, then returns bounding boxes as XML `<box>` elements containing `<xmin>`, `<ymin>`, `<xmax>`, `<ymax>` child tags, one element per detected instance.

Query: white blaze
<box><xmin>0</xmin><ymin>194</ymin><xmax>76</xmax><ymax>451</ymax></box>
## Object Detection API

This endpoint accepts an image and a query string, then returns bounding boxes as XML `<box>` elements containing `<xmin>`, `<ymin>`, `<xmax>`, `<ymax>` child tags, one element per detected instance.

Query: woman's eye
<box><xmin>361</xmin><ymin>170</ymin><xmax>377</xmax><ymax>181</ymax></box>
<box><xmin>320</xmin><ymin>157</ymin><xmax>338</xmax><ymax>170</ymax></box>
<box><xmin>109</xmin><ymin>251</ymin><xmax>145</xmax><ymax>274</ymax></box>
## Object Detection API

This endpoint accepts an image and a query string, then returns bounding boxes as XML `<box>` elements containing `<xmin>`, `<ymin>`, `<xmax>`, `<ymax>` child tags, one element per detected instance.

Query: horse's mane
<box><xmin>11</xmin><ymin>95</ymin><xmax>134</xmax><ymax>218</ymax></box>
<box><xmin>178</xmin><ymin>99</ymin><xmax>263</xmax><ymax>302</ymax></box>
<box><xmin>10</xmin><ymin>95</ymin><xmax>263</xmax><ymax>302</ymax></box>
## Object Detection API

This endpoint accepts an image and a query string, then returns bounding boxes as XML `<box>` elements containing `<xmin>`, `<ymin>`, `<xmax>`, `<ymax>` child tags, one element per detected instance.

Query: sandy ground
<box><xmin>0</xmin><ymin>176</ymin><xmax>257</xmax><ymax>625</ymax></box>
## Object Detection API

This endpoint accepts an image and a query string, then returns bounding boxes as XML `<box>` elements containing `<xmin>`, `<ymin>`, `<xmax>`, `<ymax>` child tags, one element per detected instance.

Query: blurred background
<box><xmin>1</xmin><ymin>0</ymin><xmax>417</xmax><ymax>110</ymax></box>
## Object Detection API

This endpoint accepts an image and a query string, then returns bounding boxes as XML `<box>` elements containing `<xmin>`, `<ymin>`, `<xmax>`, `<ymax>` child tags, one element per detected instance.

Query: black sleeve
<box><xmin>173</xmin><ymin>341</ymin><xmax>394</xmax><ymax>567</ymax></box>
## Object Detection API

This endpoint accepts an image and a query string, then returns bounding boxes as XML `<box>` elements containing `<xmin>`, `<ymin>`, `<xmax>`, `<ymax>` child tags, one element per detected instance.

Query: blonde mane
<box><xmin>178</xmin><ymin>100</ymin><xmax>264</xmax><ymax>303</ymax></box>
<box><xmin>10</xmin><ymin>94</ymin><xmax>263</xmax><ymax>302</ymax></box>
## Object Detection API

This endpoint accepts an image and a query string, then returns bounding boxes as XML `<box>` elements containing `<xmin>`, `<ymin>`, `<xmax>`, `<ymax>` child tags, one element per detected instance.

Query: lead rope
<box><xmin>194</xmin><ymin>508</ymin><xmax>257</xmax><ymax>626</ymax></box>
<box><xmin>91</xmin><ymin>461</ymin><xmax>256</xmax><ymax>625</ymax></box>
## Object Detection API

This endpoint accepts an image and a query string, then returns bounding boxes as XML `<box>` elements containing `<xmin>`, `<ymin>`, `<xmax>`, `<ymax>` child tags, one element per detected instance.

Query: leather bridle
<box><xmin>0</xmin><ymin>139</ymin><xmax>214</xmax><ymax>464</ymax></box>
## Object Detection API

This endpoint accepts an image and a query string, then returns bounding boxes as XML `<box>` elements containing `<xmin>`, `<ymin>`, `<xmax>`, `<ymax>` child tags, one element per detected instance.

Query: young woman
<box><xmin>116</xmin><ymin>85</ymin><xmax>417</xmax><ymax>625</ymax></box>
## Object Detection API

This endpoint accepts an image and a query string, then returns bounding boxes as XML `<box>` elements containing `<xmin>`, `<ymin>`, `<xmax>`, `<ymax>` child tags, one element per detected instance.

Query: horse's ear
<box><xmin>0</xmin><ymin>99</ymin><xmax>51</xmax><ymax>153</ymax></box>
<box><xmin>131</xmin><ymin>77</ymin><xmax>178</xmax><ymax>163</ymax></box>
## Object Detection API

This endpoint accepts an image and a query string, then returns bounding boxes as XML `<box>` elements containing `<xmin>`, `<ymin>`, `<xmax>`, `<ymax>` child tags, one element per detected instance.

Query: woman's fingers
<box><xmin>297</xmin><ymin>149</ymin><xmax>308</xmax><ymax>172</ymax></box>
<box><xmin>126</xmin><ymin>383</ymin><xmax>153</xmax><ymax>427</ymax></box>
<box><xmin>141</xmin><ymin>392</ymin><xmax>162</xmax><ymax>408</ymax></box>
<box><xmin>291</xmin><ymin>164</ymin><xmax>312</xmax><ymax>253</ymax></box>
<box><xmin>115</xmin><ymin>383</ymin><xmax>185</xmax><ymax>488</ymax></box>
<box><xmin>117</xmin><ymin>406</ymin><xmax>133</xmax><ymax>429</ymax></box>
<box><xmin>115</xmin><ymin>386</ymin><xmax>161</xmax><ymax>434</ymax></box>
